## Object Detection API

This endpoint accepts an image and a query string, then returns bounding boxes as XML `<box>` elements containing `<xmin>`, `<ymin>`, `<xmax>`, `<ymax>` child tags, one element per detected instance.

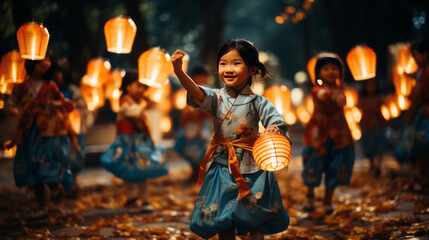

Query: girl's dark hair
<box><xmin>216</xmin><ymin>39</ymin><xmax>269</xmax><ymax>85</ymax></box>
<box><xmin>24</xmin><ymin>50</ymin><xmax>56</xmax><ymax>81</ymax></box>
<box><xmin>120</xmin><ymin>68</ymin><xmax>139</xmax><ymax>97</ymax></box>
<box><xmin>314</xmin><ymin>54</ymin><xmax>345</xmax><ymax>82</ymax></box>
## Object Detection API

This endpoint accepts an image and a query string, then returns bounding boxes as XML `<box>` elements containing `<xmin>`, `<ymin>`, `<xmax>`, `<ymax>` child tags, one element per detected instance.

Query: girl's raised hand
<box><xmin>171</xmin><ymin>50</ymin><xmax>185</xmax><ymax>72</ymax></box>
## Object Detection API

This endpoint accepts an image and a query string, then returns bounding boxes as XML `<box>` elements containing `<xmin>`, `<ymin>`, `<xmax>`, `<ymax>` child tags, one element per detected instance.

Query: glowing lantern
<box><xmin>306</xmin><ymin>56</ymin><xmax>317</xmax><ymax>85</ymax></box>
<box><xmin>16</xmin><ymin>22</ymin><xmax>49</xmax><ymax>60</ymax></box>
<box><xmin>344</xmin><ymin>108</ymin><xmax>362</xmax><ymax>141</ymax></box>
<box><xmin>146</xmin><ymin>79</ymin><xmax>171</xmax><ymax>103</ymax></box>
<box><xmin>346</xmin><ymin>45</ymin><xmax>376</xmax><ymax>81</ymax></box>
<box><xmin>387</xmin><ymin>94</ymin><xmax>400</xmax><ymax>119</ymax></box>
<box><xmin>1</xmin><ymin>50</ymin><xmax>26</xmax><ymax>83</ymax></box>
<box><xmin>253</xmin><ymin>133</ymin><xmax>291</xmax><ymax>171</ymax></box>
<box><xmin>68</xmin><ymin>109</ymin><xmax>82</xmax><ymax>134</ymax></box>
<box><xmin>104</xmin><ymin>16</ymin><xmax>137</xmax><ymax>54</ymax></box>
<box><xmin>173</xmin><ymin>88</ymin><xmax>187</xmax><ymax>110</ymax></box>
<box><xmin>1</xmin><ymin>140</ymin><xmax>17</xmax><ymax>158</ymax></box>
<box><xmin>138</xmin><ymin>47</ymin><xmax>173</xmax><ymax>88</ymax></box>
<box><xmin>381</xmin><ymin>104</ymin><xmax>390</xmax><ymax>121</ymax></box>
<box><xmin>397</xmin><ymin>44</ymin><xmax>418</xmax><ymax>74</ymax></box>
<box><xmin>82</xmin><ymin>58</ymin><xmax>111</xmax><ymax>87</ymax></box>
<box><xmin>393</xmin><ymin>64</ymin><xmax>415</xmax><ymax>96</ymax></box>
<box><xmin>80</xmin><ymin>84</ymin><xmax>105</xmax><ymax>111</ymax></box>
<box><xmin>397</xmin><ymin>94</ymin><xmax>411</xmax><ymax>111</ymax></box>
<box><xmin>0</xmin><ymin>83</ymin><xmax>14</xmax><ymax>95</ymax></box>
<box><xmin>284</xmin><ymin>110</ymin><xmax>297</xmax><ymax>125</ymax></box>
<box><xmin>263</xmin><ymin>85</ymin><xmax>292</xmax><ymax>120</ymax></box>
<box><xmin>344</xmin><ymin>87</ymin><xmax>359</xmax><ymax>108</ymax></box>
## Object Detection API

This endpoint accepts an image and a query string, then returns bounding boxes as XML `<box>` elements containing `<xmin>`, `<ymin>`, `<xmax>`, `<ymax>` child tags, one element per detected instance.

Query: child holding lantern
<box><xmin>301</xmin><ymin>53</ymin><xmax>355</xmax><ymax>214</ymax></box>
<box><xmin>100</xmin><ymin>69</ymin><xmax>168</xmax><ymax>211</ymax></box>
<box><xmin>171</xmin><ymin>39</ymin><xmax>290</xmax><ymax>240</ymax></box>
<box><xmin>5</xmin><ymin>53</ymin><xmax>74</xmax><ymax>218</ymax></box>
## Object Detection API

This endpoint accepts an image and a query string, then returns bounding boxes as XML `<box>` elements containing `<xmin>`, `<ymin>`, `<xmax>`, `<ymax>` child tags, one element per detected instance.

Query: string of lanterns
<box><xmin>275</xmin><ymin>0</ymin><xmax>315</xmax><ymax>24</ymax></box>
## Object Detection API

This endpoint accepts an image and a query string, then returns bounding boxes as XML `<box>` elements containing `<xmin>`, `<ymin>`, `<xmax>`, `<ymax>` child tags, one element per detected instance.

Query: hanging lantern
<box><xmin>393</xmin><ymin>64</ymin><xmax>415</xmax><ymax>97</ymax></box>
<box><xmin>397</xmin><ymin>44</ymin><xmax>418</xmax><ymax>74</ymax></box>
<box><xmin>380</xmin><ymin>104</ymin><xmax>390</xmax><ymax>121</ymax></box>
<box><xmin>253</xmin><ymin>133</ymin><xmax>291</xmax><ymax>171</ymax></box>
<box><xmin>1</xmin><ymin>50</ymin><xmax>26</xmax><ymax>83</ymax></box>
<box><xmin>82</xmin><ymin>58</ymin><xmax>111</xmax><ymax>87</ymax></box>
<box><xmin>306</xmin><ymin>56</ymin><xmax>317</xmax><ymax>85</ymax></box>
<box><xmin>138</xmin><ymin>47</ymin><xmax>173</xmax><ymax>88</ymax></box>
<box><xmin>104</xmin><ymin>16</ymin><xmax>137</xmax><ymax>54</ymax></box>
<box><xmin>0</xmin><ymin>83</ymin><xmax>15</xmax><ymax>95</ymax></box>
<box><xmin>343</xmin><ymin>87</ymin><xmax>359</xmax><ymax>108</ymax></box>
<box><xmin>396</xmin><ymin>94</ymin><xmax>411</xmax><ymax>111</ymax></box>
<box><xmin>68</xmin><ymin>109</ymin><xmax>82</xmax><ymax>134</ymax></box>
<box><xmin>80</xmin><ymin>84</ymin><xmax>105</xmax><ymax>111</ymax></box>
<box><xmin>173</xmin><ymin>88</ymin><xmax>187</xmax><ymax>110</ymax></box>
<box><xmin>346</xmin><ymin>45</ymin><xmax>376</xmax><ymax>81</ymax></box>
<box><xmin>16</xmin><ymin>22</ymin><xmax>50</xmax><ymax>60</ymax></box>
<box><xmin>263</xmin><ymin>85</ymin><xmax>292</xmax><ymax>119</ymax></box>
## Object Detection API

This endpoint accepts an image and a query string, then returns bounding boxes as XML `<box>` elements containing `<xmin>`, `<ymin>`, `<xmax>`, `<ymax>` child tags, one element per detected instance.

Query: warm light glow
<box><xmin>0</xmin><ymin>99</ymin><xmax>4</xmax><ymax>109</ymax></box>
<box><xmin>397</xmin><ymin>94</ymin><xmax>411</xmax><ymax>111</ymax></box>
<box><xmin>393</xmin><ymin>65</ymin><xmax>415</xmax><ymax>97</ymax></box>
<box><xmin>351</xmin><ymin>106</ymin><xmax>362</xmax><ymax>122</ymax></box>
<box><xmin>381</xmin><ymin>104</ymin><xmax>390</xmax><ymax>120</ymax></box>
<box><xmin>284</xmin><ymin>111</ymin><xmax>297</xmax><ymax>125</ymax></box>
<box><xmin>138</xmin><ymin>48</ymin><xmax>173</xmax><ymax>88</ymax></box>
<box><xmin>397</xmin><ymin>44</ymin><xmax>418</xmax><ymax>74</ymax></box>
<box><xmin>68</xmin><ymin>109</ymin><xmax>81</xmax><ymax>134</ymax></box>
<box><xmin>80</xmin><ymin>84</ymin><xmax>105</xmax><ymax>111</ymax></box>
<box><xmin>294</xmin><ymin>71</ymin><xmax>308</xmax><ymax>84</ymax></box>
<box><xmin>253</xmin><ymin>133</ymin><xmax>291</xmax><ymax>171</ymax></box>
<box><xmin>346</xmin><ymin>45</ymin><xmax>377</xmax><ymax>81</ymax></box>
<box><xmin>1</xmin><ymin>140</ymin><xmax>17</xmax><ymax>158</ymax></box>
<box><xmin>297</xmin><ymin>104</ymin><xmax>311</xmax><ymax>125</ymax></box>
<box><xmin>16</xmin><ymin>22</ymin><xmax>50</xmax><ymax>60</ymax></box>
<box><xmin>344</xmin><ymin>87</ymin><xmax>359</xmax><ymax>107</ymax></box>
<box><xmin>305</xmin><ymin>95</ymin><xmax>314</xmax><ymax>115</ymax></box>
<box><xmin>344</xmin><ymin>108</ymin><xmax>362</xmax><ymax>141</ymax></box>
<box><xmin>105</xmin><ymin>69</ymin><xmax>124</xmax><ymax>100</ymax></box>
<box><xmin>306</xmin><ymin>56</ymin><xmax>317</xmax><ymax>85</ymax></box>
<box><xmin>104</xmin><ymin>16</ymin><xmax>137</xmax><ymax>54</ymax></box>
<box><xmin>0</xmin><ymin>83</ymin><xmax>14</xmax><ymax>95</ymax></box>
<box><xmin>291</xmin><ymin>88</ymin><xmax>304</xmax><ymax>107</ymax></box>
<box><xmin>160</xmin><ymin>115</ymin><xmax>172</xmax><ymax>133</ymax></box>
<box><xmin>263</xmin><ymin>85</ymin><xmax>292</xmax><ymax>116</ymax></box>
<box><xmin>173</xmin><ymin>88</ymin><xmax>187</xmax><ymax>110</ymax></box>
<box><xmin>1</xmin><ymin>50</ymin><xmax>26</xmax><ymax>83</ymax></box>
<box><xmin>82</xmin><ymin>58</ymin><xmax>111</xmax><ymax>87</ymax></box>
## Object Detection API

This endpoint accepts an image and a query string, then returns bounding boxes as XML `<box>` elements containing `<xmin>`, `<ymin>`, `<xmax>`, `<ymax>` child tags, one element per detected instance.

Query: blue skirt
<box><xmin>100</xmin><ymin>133</ymin><xmax>168</xmax><ymax>182</ymax></box>
<box><xmin>302</xmin><ymin>137</ymin><xmax>355</xmax><ymax>187</ymax></box>
<box><xmin>361</xmin><ymin>126</ymin><xmax>393</xmax><ymax>159</ymax></box>
<box><xmin>70</xmin><ymin>134</ymin><xmax>86</xmax><ymax>174</ymax></box>
<box><xmin>14</xmin><ymin>125</ymin><xmax>73</xmax><ymax>191</ymax></box>
<box><xmin>190</xmin><ymin>155</ymin><xmax>290</xmax><ymax>239</ymax></box>
<box><xmin>173</xmin><ymin>129</ymin><xmax>207</xmax><ymax>170</ymax></box>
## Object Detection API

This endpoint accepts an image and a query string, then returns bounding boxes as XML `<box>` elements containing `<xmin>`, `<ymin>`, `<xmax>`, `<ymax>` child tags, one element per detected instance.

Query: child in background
<box><xmin>5</xmin><ymin>53</ymin><xmax>74</xmax><ymax>218</ymax></box>
<box><xmin>401</xmin><ymin>37</ymin><xmax>429</xmax><ymax>192</ymax></box>
<box><xmin>302</xmin><ymin>54</ymin><xmax>355</xmax><ymax>214</ymax></box>
<box><xmin>171</xmin><ymin>39</ymin><xmax>290</xmax><ymax>240</ymax></box>
<box><xmin>100</xmin><ymin>69</ymin><xmax>168</xmax><ymax>211</ymax></box>
<box><xmin>358</xmin><ymin>79</ymin><xmax>393</xmax><ymax>177</ymax></box>
<box><xmin>53</xmin><ymin>61</ymin><xmax>89</xmax><ymax>198</ymax></box>
<box><xmin>174</xmin><ymin>66</ymin><xmax>213</xmax><ymax>182</ymax></box>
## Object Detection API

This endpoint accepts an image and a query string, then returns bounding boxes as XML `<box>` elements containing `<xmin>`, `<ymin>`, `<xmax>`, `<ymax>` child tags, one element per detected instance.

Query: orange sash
<box><xmin>197</xmin><ymin>132</ymin><xmax>258</xmax><ymax>200</ymax></box>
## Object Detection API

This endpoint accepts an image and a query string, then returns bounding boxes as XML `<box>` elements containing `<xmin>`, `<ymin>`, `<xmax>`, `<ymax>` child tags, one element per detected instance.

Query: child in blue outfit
<box><xmin>302</xmin><ymin>54</ymin><xmax>355</xmax><ymax>214</ymax></box>
<box><xmin>171</xmin><ymin>39</ymin><xmax>290</xmax><ymax>240</ymax></box>
<box><xmin>100</xmin><ymin>69</ymin><xmax>168</xmax><ymax>211</ymax></box>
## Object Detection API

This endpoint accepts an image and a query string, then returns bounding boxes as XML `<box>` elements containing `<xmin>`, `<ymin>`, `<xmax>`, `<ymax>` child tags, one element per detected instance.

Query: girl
<box><xmin>358</xmin><ymin>79</ymin><xmax>393</xmax><ymax>177</ymax></box>
<box><xmin>53</xmin><ymin>62</ymin><xmax>89</xmax><ymax>198</ymax></box>
<box><xmin>100</xmin><ymin>69</ymin><xmax>168</xmax><ymax>211</ymax></box>
<box><xmin>171</xmin><ymin>39</ymin><xmax>290</xmax><ymax>240</ymax></box>
<box><xmin>5</xmin><ymin>53</ymin><xmax>74</xmax><ymax>218</ymax></box>
<box><xmin>301</xmin><ymin>54</ymin><xmax>355</xmax><ymax>214</ymax></box>
<box><xmin>400</xmin><ymin>37</ymin><xmax>429</xmax><ymax>192</ymax></box>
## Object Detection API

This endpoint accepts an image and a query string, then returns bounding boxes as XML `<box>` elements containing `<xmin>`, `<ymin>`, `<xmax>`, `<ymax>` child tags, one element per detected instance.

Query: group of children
<box><xmin>2</xmin><ymin>36</ymin><xmax>428</xmax><ymax>239</ymax></box>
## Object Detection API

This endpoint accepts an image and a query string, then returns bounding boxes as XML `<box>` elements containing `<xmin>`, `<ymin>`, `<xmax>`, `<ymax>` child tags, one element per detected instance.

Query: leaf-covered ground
<box><xmin>0</xmin><ymin>152</ymin><xmax>428</xmax><ymax>239</ymax></box>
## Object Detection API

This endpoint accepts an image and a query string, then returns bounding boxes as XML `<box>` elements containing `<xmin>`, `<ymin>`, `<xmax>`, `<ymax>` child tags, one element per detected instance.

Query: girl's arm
<box><xmin>171</xmin><ymin>50</ymin><xmax>206</xmax><ymax>103</ymax></box>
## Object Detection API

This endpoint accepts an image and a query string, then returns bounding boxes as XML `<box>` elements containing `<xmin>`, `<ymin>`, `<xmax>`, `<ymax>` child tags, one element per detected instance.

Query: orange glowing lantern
<box><xmin>381</xmin><ymin>104</ymin><xmax>390</xmax><ymax>121</ymax></box>
<box><xmin>68</xmin><ymin>109</ymin><xmax>82</xmax><ymax>134</ymax></box>
<box><xmin>397</xmin><ymin>94</ymin><xmax>411</xmax><ymax>111</ymax></box>
<box><xmin>173</xmin><ymin>88</ymin><xmax>187</xmax><ymax>110</ymax></box>
<box><xmin>104</xmin><ymin>16</ymin><xmax>137</xmax><ymax>54</ymax></box>
<box><xmin>82</xmin><ymin>58</ymin><xmax>111</xmax><ymax>87</ymax></box>
<box><xmin>393</xmin><ymin>64</ymin><xmax>415</xmax><ymax>96</ymax></box>
<box><xmin>253</xmin><ymin>133</ymin><xmax>291</xmax><ymax>171</ymax></box>
<box><xmin>1</xmin><ymin>140</ymin><xmax>17</xmax><ymax>158</ymax></box>
<box><xmin>1</xmin><ymin>50</ymin><xmax>26</xmax><ymax>83</ymax></box>
<box><xmin>16</xmin><ymin>22</ymin><xmax>50</xmax><ymax>60</ymax></box>
<box><xmin>346</xmin><ymin>45</ymin><xmax>376</xmax><ymax>81</ymax></box>
<box><xmin>306</xmin><ymin>56</ymin><xmax>317</xmax><ymax>85</ymax></box>
<box><xmin>397</xmin><ymin>44</ymin><xmax>418</xmax><ymax>74</ymax></box>
<box><xmin>344</xmin><ymin>108</ymin><xmax>362</xmax><ymax>141</ymax></box>
<box><xmin>0</xmin><ymin>83</ymin><xmax>15</xmax><ymax>95</ymax></box>
<box><xmin>138</xmin><ymin>47</ymin><xmax>173</xmax><ymax>88</ymax></box>
<box><xmin>263</xmin><ymin>85</ymin><xmax>292</xmax><ymax>119</ymax></box>
<box><xmin>80</xmin><ymin>84</ymin><xmax>105</xmax><ymax>111</ymax></box>
<box><xmin>387</xmin><ymin>94</ymin><xmax>400</xmax><ymax>119</ymax></box>
<box><xmin>160</xmin><ymin>115</ymin><xmax>173</xmax><ymax>133</ymax></box>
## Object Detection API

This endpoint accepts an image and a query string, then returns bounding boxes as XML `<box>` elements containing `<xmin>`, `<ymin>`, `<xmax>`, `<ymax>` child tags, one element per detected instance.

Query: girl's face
<box><xmin>33</xmin><ymin>57</ymin><xmax>52</xmax><ymax>78</ymax></box>
<box><xmin>126</xmin><ymin>80</ymin><xmax>146</xmax><ymax>101</ymax></box>
<box><xmin>218</xmin><ymin>49</ymin><xmax>255</xmax><ymax>93</ymax></box>
<box><xmin>317</xmin><ymin>62</ymin><xmax>340</xmax><ymax>85</ymax></box>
